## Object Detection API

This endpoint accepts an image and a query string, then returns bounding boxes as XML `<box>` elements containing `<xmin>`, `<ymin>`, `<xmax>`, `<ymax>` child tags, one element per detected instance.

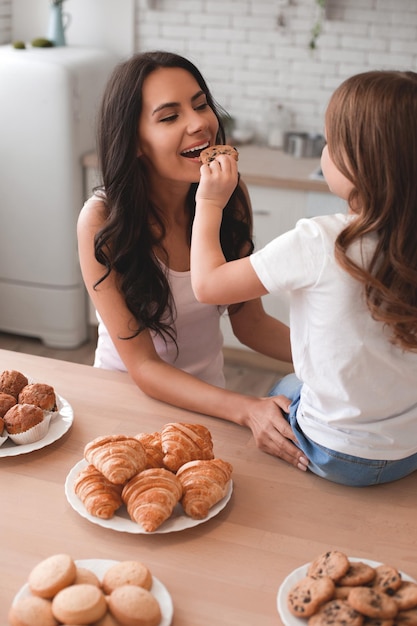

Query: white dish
<box><xmin>65</xmin><ymin>458</ymin><xmax>233</xmax><ymax>534</ymax></box>
<box><xmin>277</xmin><ymin>557</ymin><xmax>416</xmax><ymax>626</ymax></box>
<box><xmin>12</xmin><ymin>558</ymin><xmax>173</xmax><ymax>626</ymax></box>
<box><xmin>0</xmin><ymin>394</ymin><xmax>73</xmax><ymax>457</ymax></box>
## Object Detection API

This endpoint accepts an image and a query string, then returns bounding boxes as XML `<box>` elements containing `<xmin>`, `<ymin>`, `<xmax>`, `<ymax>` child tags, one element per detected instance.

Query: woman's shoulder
<box><xmin>79</xmin><ymin>191</ymin><xmax>108</xmax><ymax>228</ymax></box>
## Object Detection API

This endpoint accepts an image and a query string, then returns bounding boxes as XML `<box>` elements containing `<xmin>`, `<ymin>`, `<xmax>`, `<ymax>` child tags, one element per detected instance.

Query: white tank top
<box><xmin>94</xmin><ymin>266</ymin><xmax>226</xmax><ymax>388</ymax></box>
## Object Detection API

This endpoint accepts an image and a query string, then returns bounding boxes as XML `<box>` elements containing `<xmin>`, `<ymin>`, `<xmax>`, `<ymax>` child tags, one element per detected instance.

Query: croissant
<box><xmin>160</xmin><ymin>422</ymin><xmax>214</xmax><ymax>472</ymax></box>
<box><xmin>176</xmin><ymin>458</ymin><xmax>233</xmax><ymax>520</ymax></box>
<box><xmin>73</xmin><ymin>464</ymin><xmax>123</xmax><ymax>519</ymax></box>
<box><xmin>84</xmin><ymin>435</ymin><xmax>147</xmax><ymax>485</ymax></box>
<box><xmin>122</xmin><ymin>468</ymin><xmax>183</xmax><ymax>532</ymax></box>
<box><xmin>135</xmin><ymin>431</ymin><xmax>164</xmax><ymax>469</ymax></box>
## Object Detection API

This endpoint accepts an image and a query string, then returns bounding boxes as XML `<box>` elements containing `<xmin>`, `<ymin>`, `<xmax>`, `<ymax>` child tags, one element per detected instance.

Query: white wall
<box><xmin>3</xmin><ymin>0</ymin><xmax>417</xmax><ymax>136</ymax></box>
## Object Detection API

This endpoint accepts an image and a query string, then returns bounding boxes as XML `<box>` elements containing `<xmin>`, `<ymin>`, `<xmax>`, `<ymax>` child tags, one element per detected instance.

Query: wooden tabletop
<box><xmin>1</xmin><ymin>348</ymin><xmax>416</xmax><ymax>625</ymax></box>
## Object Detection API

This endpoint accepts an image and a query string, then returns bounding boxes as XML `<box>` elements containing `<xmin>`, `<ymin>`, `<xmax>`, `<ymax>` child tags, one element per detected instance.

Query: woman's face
<box><xmin>138</xmin><ymin>66</ymin><xmax>219</xmax><ymax>185</ymax></box>
<box><xmin>320</xmin><ymin>143</ymin><xmax>353</xmax><ymax>201</ymax></box>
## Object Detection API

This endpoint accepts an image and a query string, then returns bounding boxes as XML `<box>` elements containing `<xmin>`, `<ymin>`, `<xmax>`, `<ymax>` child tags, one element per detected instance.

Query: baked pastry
<box><xmin>19</xmin><ymin>382</ymin><xmax>57</xmax><ymax>412</ymax></box>
<box><xmin>52</xmin><ymin>583</ymin><xmax>107</xmax><ymax>624</ymax></box>
<box><xmin>8</xmin><ymin>595</ymin><xmax>58</xmax><ymax>626</ymax></box>
<box><xmin>0</xmin><ymin>369</ymin><xmax>28</xmax><ymax>399</ymax></box>
<box><xmin>160</xmin><ymin>422</ymin><xmax>214</xmax><ymax>472</ymax></box>
<box><xmin>0</xmin><ymin>391</ymin><xmax>16</xmax><ymax>417</ymax></box>
<box><xmin>287</xmin><ymin>575</ymin><xmax>335</xmax><ymax>618</ymax></box>
<box><xmin>3</xmin><ymin>403</ymin><xmax>44</xmax><ymax>434</ymax></box>
<box><xmin>84</xmin><ymin>434</ymin><xmax>147</xmax><ymax>484</ymax></box>
<box><xmin>28</xmin><ymin>553</ymin><xmax>77</xmax><ymax>599</ymax></box>
<box><xmin>308</xmin><ymin>550</ymin><xmax>350</xmax><ymax>582</ymax></box>
<box><xmin>200</xmin><ymin>144</ymin><xmax>239</xmax><ymax>164</ymax></box>
<box><xmin>73</xmin><ymin>464</ymin><xmax>123</xmax><ymax>519</ymax></box>
<box><xmin>135</xmin><ymin>431</ymin><xmax>165</xmax><ymax>469</ymax></box>
<box><xmin>176</xmin><ymin>458</ymin><xmax>233</xmax><ymax>519</ymax></box>
<box><xmin>101</xmin><ymin>560</ymin><xmax>152</xmax><ymax>594</ymax></box>
<box><xmin>122</xmin><ymin>467</ymin><xmax>183</xmax><ymax>532</ymax></box>
<box><xmin>308</xmin><ymin>599</ymin><xmax>364</xmax><ymax>626</ymax></box>
<box><xmin>108</xmin><ymin>584</ymin><xmax>161</xmax><ymax>626</ymax></box>
<box><xmin>0</xmin><ymin>416</ymin><xmax>5</xmax><ymax>437</ymax></box>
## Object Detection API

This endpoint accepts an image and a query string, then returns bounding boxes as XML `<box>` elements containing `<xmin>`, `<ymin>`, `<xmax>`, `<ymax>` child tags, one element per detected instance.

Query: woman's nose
<box><xmin>186</xmin><ymin>110</ymin><xmax>208</xmax><ymax>133</ymax></box>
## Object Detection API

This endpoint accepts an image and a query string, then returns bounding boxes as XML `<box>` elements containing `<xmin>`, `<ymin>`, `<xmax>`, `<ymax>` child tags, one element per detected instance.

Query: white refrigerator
<box><xmin>0</xmin><ymin>45</ymin><xmax>117</xmax><ymax>348</ymax></box>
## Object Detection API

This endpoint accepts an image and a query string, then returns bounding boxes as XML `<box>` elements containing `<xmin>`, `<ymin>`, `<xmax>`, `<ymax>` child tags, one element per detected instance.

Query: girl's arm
<box><xmin>77</xmin><ymin>197</ymin><xmax>307</xmax><ymax>471</ymax></box>
<box><xmin>191</xmin><ymin>156</ymin><xmax>266</xmax><ymax>305</ymax></box>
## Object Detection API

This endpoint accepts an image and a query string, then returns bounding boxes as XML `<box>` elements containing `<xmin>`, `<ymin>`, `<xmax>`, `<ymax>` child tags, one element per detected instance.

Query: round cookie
<box><xmin>73</xmin><ymin>566</ymin><xmax>101</xmax><ymax>587</ymax></box>
<box><xmin>8</xmin><ymin>595</ymin><xmax>58</xmax><ymax>626</ymax></box>
<box><xmin>52</xmin><ymin>583</ymin><xmax>107</xmax><ymax>624</ymax></box>
<box><xmin>108</xmin><ymin>585</ymin><xmax>162</xmax><ymax>626</ymax></box>
<box><xmin>307</xmin><ymin>599</ymin><xmax>364</xmax><ymax>626</ymax></box>
<box><xmin>102</xmin><ymin>560</ymin><xmax>152</xmax><ymax>594</ymax></box>
<box><xmin>93</xmin><ymin>612</ymin><xmax>122</xmax><ymax>625</ymax></box>
<box><xmin>287</xmin><ymin>575</ymin><xmax>335</xmax><ymax>618</ymax></box>
<box><xmin>308</xmin><ymin>551</ymin><xmax>350</xmax><ymax>582</ymax></box>
<box><xmin>338</xmin><ymin>561</ymin><xmax>376</xmax><ymax>586</ymax></box>
<box><xmin>372</xmin><ymin>564</ymin><xmax>402</xmax><ymax>594</ymax></box>
<box><xmin>394</xmin><ymin>607</ymin><xmax>417</xmax><ymax>625</ymax></box>
<box><xmin>348</xmin><ymin>587</ymin><xmax>398</xmax><ymax>619</ymax></box>
<box><xmin>199</xmin><ymin>144</ymin><xmax>239</xmax><ymax>164</ymax></box>
<box><xmin>28</xmin><ymin>553</ymin><xmax>77</xmax><ymax>599</ymax></box>
<box><xmin>392</xmin><ymin>581</ymin><xmax>417</xmax><ymax>611</ymax></box>
<box><xmin>362</xmin><ymin>619</ymin><xmax>395</xmax><ymax>626</ymax></box>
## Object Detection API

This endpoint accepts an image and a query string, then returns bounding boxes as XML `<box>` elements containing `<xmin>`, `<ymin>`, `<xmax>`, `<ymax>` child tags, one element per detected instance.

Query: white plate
<box><xmin>0</xmin><ymin>394</ymin><xmax>73</xmax><ymax>457</ymax></box>
<box><xmin>13</xmin><ymin>558</ymin><xmax>173</xmax><ymax>626</ymax></box>
<box><xmin>277</xmin><ymin>557</ymin><xmax>416</xmax><ymax>626</ymax></box>
<box><xmin>65</xmin><ymin>458</ymin><xmax>233</xmax><ymax>534</ymax></box>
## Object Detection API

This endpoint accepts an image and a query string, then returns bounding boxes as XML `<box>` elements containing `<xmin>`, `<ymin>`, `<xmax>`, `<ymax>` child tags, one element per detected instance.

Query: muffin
<box><xmin>3</xmin><ymin>403</ymin><xmax>50</xmax><ymax>444</ymax></box>
<box><xmin>0</xmin><ymin>369</ymin><xmax>28</xmax><ymax>399</ymax></box>
<box><xmin>19</xmin><ymin>383</ymin><xmax>57</xmax><ymax>412</ymax></box>
<box><xmin>0</xmin><ymin>391</ymin><xmax>17</xmax><ymax>417</ymax></box>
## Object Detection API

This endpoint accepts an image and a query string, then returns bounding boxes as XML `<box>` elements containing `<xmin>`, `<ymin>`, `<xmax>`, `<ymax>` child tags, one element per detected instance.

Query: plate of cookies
<box><xmin>65</xmin><ymin>424</ymin><xmax>234</xmax><ymax>534</ymax></box>
<box><xmin>10</xmin><ymin>554</ymin><xmax>173</xmax><ymax>626</ymax></box>
<box><xmin>0</xmin><ymin>369</ymin><xmax>74</xmax><ymax>457</ymax></box>
<box><xmin>277</xmin><ymin>550</ymin><xmax>417</xmax><ymax>626</ymax></box>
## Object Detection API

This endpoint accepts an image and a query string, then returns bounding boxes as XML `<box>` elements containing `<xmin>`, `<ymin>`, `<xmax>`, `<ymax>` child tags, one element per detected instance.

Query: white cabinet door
<box><xmin>220</xmin><ymin>185</ymin><xmax>307</xmax><ymax>349</ymax></box>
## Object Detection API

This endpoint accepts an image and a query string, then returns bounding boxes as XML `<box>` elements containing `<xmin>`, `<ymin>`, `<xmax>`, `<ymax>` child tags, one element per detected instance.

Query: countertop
<box><xmin>82</xmin><ymin>145</ymin><xmax>330</xmax><ymax>193</ymax></box>
<box><xmin>1</xmin><ymin>349</ymin><xmax>417</xmax><ymax>626</ymax></box>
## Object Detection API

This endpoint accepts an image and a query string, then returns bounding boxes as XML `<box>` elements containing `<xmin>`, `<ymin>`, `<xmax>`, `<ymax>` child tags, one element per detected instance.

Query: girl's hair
<box><xmin>326</xmin><ymin>70</ymin><xmax>417</xmax><ymax>351</ymax></box>
<box><xmin>93</xmin><ymin>51</ymin><xmax>253</xmax><ymax>346</ymax></box>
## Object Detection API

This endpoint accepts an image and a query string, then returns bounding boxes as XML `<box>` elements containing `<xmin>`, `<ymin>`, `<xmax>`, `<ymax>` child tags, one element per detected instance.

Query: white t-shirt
<box><xmin>250</xmin><ymin>214</ymin><xmax>417</xmax><ymax>460</ymax></box>
<box><xmin>94</xmin><ymin>266</ymin><xmax>226</xmax><ymax>388</ymax></box>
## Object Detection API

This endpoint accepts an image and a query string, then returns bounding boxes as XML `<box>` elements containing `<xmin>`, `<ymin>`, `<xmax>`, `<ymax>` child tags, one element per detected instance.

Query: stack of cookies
<box><xmin>287</xmin><ymin>550</ymin><xmax>417</xmax><ymax>625</ymax></box>
<box><xmin>9</xmin><ymin>554</ymin><xmax>162</xmax><ymax>626</ymax></box>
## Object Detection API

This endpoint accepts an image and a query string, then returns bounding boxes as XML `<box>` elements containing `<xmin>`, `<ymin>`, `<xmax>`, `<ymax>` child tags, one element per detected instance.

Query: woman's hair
<box><xmin>326</xmin><ymin>70</ymin><xmax>417</xmax><ymax>351</ymax></box>
<box><xmin>94</xmin><ymin>51</ymin><xmax>253</xmax><ymax>346</ymax></box>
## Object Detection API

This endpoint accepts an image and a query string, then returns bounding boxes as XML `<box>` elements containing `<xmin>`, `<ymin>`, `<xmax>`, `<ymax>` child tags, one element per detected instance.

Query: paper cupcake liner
<box><xmin>0</xmin><ymin>434</ymin><xmax>8</xmax><ymax>447</ymax></box>
<box><xmin>6</xmin><ymin>412</ymin><xmax>53</xmax><ymax>445</ymax></box>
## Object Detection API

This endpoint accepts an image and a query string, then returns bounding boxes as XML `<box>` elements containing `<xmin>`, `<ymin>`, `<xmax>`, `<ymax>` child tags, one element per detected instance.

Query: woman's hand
<box><xmin>242</xmin><ymin>395</ymin><xmax>309</xmax><ymax>471</ymax></box>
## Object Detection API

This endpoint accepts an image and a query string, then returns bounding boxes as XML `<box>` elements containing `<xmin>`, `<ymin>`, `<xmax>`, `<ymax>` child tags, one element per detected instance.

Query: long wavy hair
<box><xmin>326</xmin><ymin>70</ymin><xmax>417</xmax><ymax>351</ymax></box>
<box><xmin>93</xmin><ymin>51</ymin><xmax>253</xmax><ymax>346</ymax></box>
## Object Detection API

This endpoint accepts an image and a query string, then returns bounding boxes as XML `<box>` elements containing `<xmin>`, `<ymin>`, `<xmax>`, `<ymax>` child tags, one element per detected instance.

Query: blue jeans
<box><xmin>269</xmin><ymin>374</ymin><xmax>417</xmax><ymax>487</ymax></box>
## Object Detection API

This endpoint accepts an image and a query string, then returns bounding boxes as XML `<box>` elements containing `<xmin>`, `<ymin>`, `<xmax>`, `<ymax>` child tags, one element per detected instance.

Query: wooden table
<box><xmin>1</xmin><ymin>349</ymin><xmax>416</xmax><ymax>625</ymax></box>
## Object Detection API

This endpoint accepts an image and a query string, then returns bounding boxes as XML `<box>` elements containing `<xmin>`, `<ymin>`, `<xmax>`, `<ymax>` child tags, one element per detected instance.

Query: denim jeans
<box><xmin>269</xmin><ymin>373</ymin><xmax>417</xmax><ymax>487</ymax></box>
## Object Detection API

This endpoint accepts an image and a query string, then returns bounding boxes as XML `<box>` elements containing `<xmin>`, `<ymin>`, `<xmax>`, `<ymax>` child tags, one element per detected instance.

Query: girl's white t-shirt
<box><xmin>94</xmin><ymin>266</ymin><xmax>226</xmax><ymax>388</ymax></box>
<box><xmin>250</xmin><ymin>213</ymin><xmax>417</xmax><ymax>460</ymax></box>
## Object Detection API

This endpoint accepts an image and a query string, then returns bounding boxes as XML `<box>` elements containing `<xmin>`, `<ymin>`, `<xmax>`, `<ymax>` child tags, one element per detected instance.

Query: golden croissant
<box><xmin>176</xmin><ymin>458</ymin><xmax>233</xmax><ymax>520</ymax></box>
<box><xmin>73</xmin><ymin>464</ymin><xmax>123</xmax><ymax>519</ymax></box>
<box><xmin>84</xmin><ymin>434</ymin><xmax>147</xmax><ymax>485</ymax></box>
<box><xmin>160</xmin><ymin>422</ymin><xmax>214</xmax><ymax>472</ymax></box>
<box><xmin>135</xmin><ymin>431</ymin><xmax>164</xmax><ymax>469</ymax></box>
<box><xmin>122</xmin><ymin>468</ymin><xmax>183</xmax><ymax>532</ymax></box>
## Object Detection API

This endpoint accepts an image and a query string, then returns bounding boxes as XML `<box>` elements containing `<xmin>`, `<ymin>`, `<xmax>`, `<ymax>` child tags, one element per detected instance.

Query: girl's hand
<box><xmin>196</xmin><ymin>154</ymin><xmax>239</xmax><ymax>211</ymax></box>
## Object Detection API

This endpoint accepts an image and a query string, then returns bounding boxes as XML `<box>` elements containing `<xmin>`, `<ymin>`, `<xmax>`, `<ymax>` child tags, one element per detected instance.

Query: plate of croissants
<box><xmin>65</xmin><ymin>422</ymin><xmax>234</xmax><ymax>534</ymax></box>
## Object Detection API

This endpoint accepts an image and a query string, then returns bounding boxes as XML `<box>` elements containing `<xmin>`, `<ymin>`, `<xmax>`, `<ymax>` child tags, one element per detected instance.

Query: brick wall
<box><xmin>135</xmin><ymin>0</ymin><xmax>417</xmax><ymax>137</ymax></box>
<box><xmin>0</xmin><ymin>0</ymin><xmax>11</xmax><ymax>44</ymax></box>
